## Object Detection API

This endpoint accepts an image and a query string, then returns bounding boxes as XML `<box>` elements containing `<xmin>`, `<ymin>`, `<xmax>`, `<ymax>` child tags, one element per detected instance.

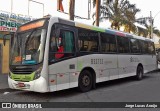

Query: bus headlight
<box><xmin>34</xmin><ymin>67</ymin><xmax>42</xmax><ymax>80</ymax></box>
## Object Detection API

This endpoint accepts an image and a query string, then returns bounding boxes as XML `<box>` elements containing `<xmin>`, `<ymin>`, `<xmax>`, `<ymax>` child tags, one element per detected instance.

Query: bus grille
<box><xmin>11</xmin><ymin>68</ymin><xmax>33</xmax><ymax>74</ymax></box>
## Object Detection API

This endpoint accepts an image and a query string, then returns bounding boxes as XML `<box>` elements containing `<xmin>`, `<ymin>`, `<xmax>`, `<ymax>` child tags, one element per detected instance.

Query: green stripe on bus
<box><xmin>75</xmin><ymin>23</ymin><xmax>105</xmax><ymax>32</ymax></box>
<box><xmin>77</xmin><ymin>61</ymin><xmax>83</xmax><ymax>71</ymax></box>
<box><xmin>92</xmin><ymin>27</ymin><xmax>105</xmax><ymax>32</ymax></box>
<box><xmin>11</xmin><ymin>72</ymin><xmax>35</xmax><ymax>81</ymax></box>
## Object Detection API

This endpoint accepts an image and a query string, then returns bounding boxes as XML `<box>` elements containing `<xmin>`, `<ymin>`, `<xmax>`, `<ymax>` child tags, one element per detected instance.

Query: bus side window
<box><xmin>148</xmin><ymin>42</ymin><xmax>155</xmax><ymax>54</ymax></box>
<box><xmin>117</xmin><ymin>36</ymin><xmax>130</xmax><ymax>53</ymax></box>
<box><xmin>49</xmin><ymin>27</ymin><xmax>75</xmax><ymax>62</ymax></box>
<box><xmin>144</xmin><ymin>41</ymin><xmax>149</xmax><ymax>54</ymax></box>
<box><xmin>130</xmin><ymin>38</ymin><xmax>141</xmax><ymax>53</ymax></box>
<box><xmin>78</xmin><ymin>28</ymin><xmax>99</xmax><ymax>52</ymax></box>
<box><xmin>55</xmin><ymin>30</ymin><xmax>75</xmax><ymax>59</ymax></box>
<box><xmin>100</xmin><ymin>33</ymin><xmax>116</xmax><ymax>53</ymax></box>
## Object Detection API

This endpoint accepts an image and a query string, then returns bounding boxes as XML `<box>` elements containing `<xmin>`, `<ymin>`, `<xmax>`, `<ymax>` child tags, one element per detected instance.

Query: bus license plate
<box><xmin>18</xmin><ymin>83</ymin><xmax>25</xmax><ymax>87</ymax></box>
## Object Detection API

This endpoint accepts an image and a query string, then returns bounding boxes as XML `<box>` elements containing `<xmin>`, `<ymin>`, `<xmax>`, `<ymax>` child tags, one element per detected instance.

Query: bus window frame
<box><xmin>130</xmin><ymin>38</ymin><xmax>141</xmax><ymax>54</ymax></box>
<box><xmin>99</xmin><ymin>32</ymin><xmax>118</xmax><ymax>54</ymax></box>
<box><xmin>116</xmin><ymin>36</ymin><xmax>131</xmax><ymax>54</ymax></box>
<box><xmin>49</xmin><ymin>24</ymin><xmax>76</xmax><ymax>63</ymax></box>
<box><xmin>147</xmin><ymin>41</ymin><xmax>156</xmax><ymax>55</ymax></box>
<box><xmin>78</xmin><ymin>28</ymin><xmax>100</xmax><ymax>53</ymax></box>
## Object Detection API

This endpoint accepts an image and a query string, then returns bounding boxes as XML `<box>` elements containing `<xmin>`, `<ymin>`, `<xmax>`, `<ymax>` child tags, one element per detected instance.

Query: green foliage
<box><xmin>136</xmin><ymin>17</ymin><xmax>160</xmax><ymax>38</ymax></box>
<box><xmin>92</xmin><ymin>0</ymin><xmax>140</xmax><ymax>32</ymax></box>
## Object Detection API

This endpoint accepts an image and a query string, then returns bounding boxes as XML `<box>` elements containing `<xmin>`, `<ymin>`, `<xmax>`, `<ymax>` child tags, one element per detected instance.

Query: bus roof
<box><xmin>27</xmin><ymin>16</ymin><xmax>153</xmax><ymax>42</ymax></box>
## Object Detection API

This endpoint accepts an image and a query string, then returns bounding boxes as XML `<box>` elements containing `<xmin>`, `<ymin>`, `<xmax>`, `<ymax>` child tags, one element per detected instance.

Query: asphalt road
<box><xmin>0</xmin><ymin>70</ymin><xmax>160</xmax><ymax>111</ymax></box>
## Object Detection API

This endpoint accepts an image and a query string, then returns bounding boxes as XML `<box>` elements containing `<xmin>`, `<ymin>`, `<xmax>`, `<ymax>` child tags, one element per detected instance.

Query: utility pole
<box><xmin>28</xmin><ymin>0</ymin><xmax>30</xmax><ymax>16</ymax></box>
<box><xmin>150</xmin><ymin>11</ymin><xmax>153</xmax><ymax>39</ymax></box>
<box><xmin>11</xmin><ymin>0</ymin><xmax>13</xmax><ymax>13</ymax></box>
<box><xmin>95</xmin><ymin>0</ymin><xmax>100</xmax><ymax>26</ymax></box>
<box><xmin>57</xmin><ymin>0</ymin><xmax>64</xmax><ymax>12</ymax></box>
<box><xmin>69</xmin><ymin>0</ymin><xmax>75</xmax><ymax>20</ymax></box>
<box><xmin>88</xmin><ymin>0</ymin><xmax>91</xmax><ymax>19</ymax></box>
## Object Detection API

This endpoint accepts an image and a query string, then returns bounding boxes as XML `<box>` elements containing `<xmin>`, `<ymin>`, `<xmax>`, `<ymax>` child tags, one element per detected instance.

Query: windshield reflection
<box><xmin>11</xmin><ymin>29</ymin><xmax>46</xmax><ymax>65</ymax></box>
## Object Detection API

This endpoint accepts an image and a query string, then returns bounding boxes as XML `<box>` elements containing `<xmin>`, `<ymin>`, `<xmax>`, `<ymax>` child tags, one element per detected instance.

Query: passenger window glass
<box><xmin>148</xmin><ymin>42</ymin><xmax>155</xmax><ymax>54</ymax></box>
<box><xmin>117</xmin><ymin>36</ymin><xmax>130</xmax><ymax>53</ymax></box>
<box><xmin>78</xmin><ymin>28</ymin><xmax>99</xmax><ymax>52</ymax></box>
<box><xmin>100</xmin><ymin>33</ymin><xmax>117</xmax><ymax>53</ymax></box>
<box><xmin>139</xmin><ymin>40</ymin><xmax>147</xmax><ymax>54</ymax></box>
<box><xmin>144</xmin><ymin>42</ymin><xmax>149</xmax><ymax>54</ymax></box>
<box><xmin>49</xmin><ymin>28</ymin><xmax>75</xmax><ymax>62</ymax></box>
<box><xmin>130</xmin><ymin>38</ymin><xmax>140</xmax><ymax>53</ymax></box>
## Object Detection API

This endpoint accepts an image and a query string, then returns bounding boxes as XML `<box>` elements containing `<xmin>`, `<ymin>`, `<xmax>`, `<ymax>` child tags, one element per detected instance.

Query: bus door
<box><xmin>48</xmin><ymin>24</ymin><xmax>78</xmax><ymax>91</ymax></box>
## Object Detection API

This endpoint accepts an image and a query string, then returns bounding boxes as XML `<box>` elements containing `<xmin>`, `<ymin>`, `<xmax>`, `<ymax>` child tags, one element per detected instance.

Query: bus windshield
<box><xmin>11</xmin><ymin>28</ymin><xmax>46</xmax><ymax>65</ymax></box>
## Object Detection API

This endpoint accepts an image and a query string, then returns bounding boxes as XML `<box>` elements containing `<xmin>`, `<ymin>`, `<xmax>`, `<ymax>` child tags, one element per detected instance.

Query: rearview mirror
<box><xmin>3</xmin><ymin>34</ymin><xmax>7</xmax><ymax>46</ymax></box>
<box><xmin>3</xmin><ymin>33</ymin><xmax>14</xmax><ymax>46</ymax></box>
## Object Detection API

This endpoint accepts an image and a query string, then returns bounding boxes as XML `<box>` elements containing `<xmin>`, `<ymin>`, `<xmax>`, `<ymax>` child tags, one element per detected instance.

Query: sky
<box><xmin>0</xmin><ymin>0</ymin><xmax>91</xmax><ymax>24</ymax></box>
<box><xmin>0</xmin><ymin>0</ymin><xmax>160</xmax><ymax>29</ymax></box>
<box><xmin>129</xmin><ymin>0</ymin><xmax>160</xmax><ymax>29</ymax></box>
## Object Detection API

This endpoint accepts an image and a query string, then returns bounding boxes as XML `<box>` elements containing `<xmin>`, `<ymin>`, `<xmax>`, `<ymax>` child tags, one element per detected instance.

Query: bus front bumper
<box><xmin>8</xmin><ymin>76</ymin><xmax>49</xmax><ymax>93</ymax></box>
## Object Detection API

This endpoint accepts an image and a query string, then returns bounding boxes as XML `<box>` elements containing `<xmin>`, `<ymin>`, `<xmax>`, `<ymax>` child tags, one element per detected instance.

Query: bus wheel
<box><xmin>78</xmin><ymin>70</ymin><xmax>93</xmax><ymax>92</ymax></box>
<box><xmin>136</xmin><ymin>66</ymin><xmax>143</xmax><ymax>80</ymax></box>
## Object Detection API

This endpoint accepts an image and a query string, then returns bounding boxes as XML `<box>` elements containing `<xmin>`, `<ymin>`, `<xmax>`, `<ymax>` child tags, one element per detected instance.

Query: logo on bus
<box><xmin>130</xmin><ymin>57</ymin><xmax>140</xmax><ymax>62</ymax></box>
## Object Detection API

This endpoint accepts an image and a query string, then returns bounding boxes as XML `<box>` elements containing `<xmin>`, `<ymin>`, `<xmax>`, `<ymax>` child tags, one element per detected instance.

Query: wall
<box><xmin>0</xmin><ymin>39</ymin><xmax>10</xmax><ymax>74</ymax></box>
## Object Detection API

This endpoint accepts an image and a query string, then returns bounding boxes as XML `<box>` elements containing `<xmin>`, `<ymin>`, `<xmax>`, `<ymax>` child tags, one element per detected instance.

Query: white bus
<box><xmin>4</xmin><ymin>17</ymin><xmax>158</xmax><ymax>92</ymax></box>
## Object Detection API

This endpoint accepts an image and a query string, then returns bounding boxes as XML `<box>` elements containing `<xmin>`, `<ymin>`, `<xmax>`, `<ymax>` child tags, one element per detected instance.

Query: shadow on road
<box><xmin>96</xmin><ymin>75</ymin><xmax>152</xmax><ymax>90</ymax></box>
<box><xmin>15</xmin><ymin>87</ymin><xmax>79</xmax><ymax>102</ymax></box>
<box><xmin>9</xmin><ymin>73</ymin><xmax>157</xmax><ymax>102</ymax></box>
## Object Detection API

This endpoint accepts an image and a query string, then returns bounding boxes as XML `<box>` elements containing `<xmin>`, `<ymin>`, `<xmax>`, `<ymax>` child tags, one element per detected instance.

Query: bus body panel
<box><xmin>48</xmin><ymin>58</ymin><xmax>78</xmax><ymax>91</ymax></box>
<box><xmin>8</xmin><ymin>76</ymin><xmax>48</xmax><ymax>92</ymax></box>
<box><xmin>139</xmin><ymin>55</ymin><xmax>157</xmax><ymax>73</ymax></box>
<box><xmin>40</xmin><ymin>17</ymin><xmax>59</xmax><ymax>88</ymax></box>
<box><xmin>118</xmin><ymin>54</ymin><xmax>138</xmax><ymax>78</ymax></box>
<box><xmin>76</xmin><ymin>54</ymin><xmax>119</xmax><ymax>83</ymax></box>
<box><xmin>118</xmin><ymin>54</ymin><xmax>157</xmax><ymax>78</ymax></box>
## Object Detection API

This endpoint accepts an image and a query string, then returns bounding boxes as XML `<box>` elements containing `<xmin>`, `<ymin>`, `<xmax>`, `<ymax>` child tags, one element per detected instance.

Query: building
<box><xmin>0</xmin><ymin>10</ymin><xmax>32</xmax><ymax>74</ymax></box>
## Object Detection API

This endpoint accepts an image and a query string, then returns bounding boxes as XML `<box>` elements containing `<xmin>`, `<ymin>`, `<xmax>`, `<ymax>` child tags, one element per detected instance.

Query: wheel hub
<box><xmin>82</xmin><ymin>75</ymin><xmax>90</xmax><ymax>86</ymax></box>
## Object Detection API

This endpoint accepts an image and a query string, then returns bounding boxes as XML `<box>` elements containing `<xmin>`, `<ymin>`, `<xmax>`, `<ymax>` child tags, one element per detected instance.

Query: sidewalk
<box><xmin>0</xmin><ymin>74</ymin><xmax>8</xmax><ymax>89</ymax></box>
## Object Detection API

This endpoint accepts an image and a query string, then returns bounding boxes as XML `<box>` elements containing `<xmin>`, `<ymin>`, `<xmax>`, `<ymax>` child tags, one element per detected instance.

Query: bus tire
<box><xmin>78</xmin><ymin>70</ymin><xmax>93</xmax><ymax>92</ymax></box>
<box><xmin>136</xmin><ymin>66</ymin><xmax>143</xmax><ymax>80</ymax></box>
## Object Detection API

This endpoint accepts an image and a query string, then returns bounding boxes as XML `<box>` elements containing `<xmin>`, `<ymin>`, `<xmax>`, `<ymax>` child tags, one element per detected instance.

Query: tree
<box><xmin>95</xmin><ymin>0</ymin><xmax>100</xmax><ymax>26</ymax></box>
<box><xmin>69</xmin><ymin>0</ymin><xmax>75</xmax><ymax>20</ymax></box>
<box><xmin>92</xmin><ymin>0</ymin><xmax>140</xmax><ymax>31</ymax></box>
<box><xmin>93</xmin><ymin>0</ymin><xmax>113</xmax><ymax>8</ymax></box>
<box><xmin>92</xmin><ymin>0</ymin><xmax>113</xmax><ymax>26</ymax></box>
<box><xmin>123</xmin><ymin>4</ymin><xmax>140</xmax><ymax>33</ymax></box>
<box><xmin>136</xmin><ymin>17</ymin><xmax>160</xmax><ymax>38</ymax></box>
<box><xmin>144</xmin><ymin>24</ymin><xmax>160</xmax><ymax>38</ymax></box>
